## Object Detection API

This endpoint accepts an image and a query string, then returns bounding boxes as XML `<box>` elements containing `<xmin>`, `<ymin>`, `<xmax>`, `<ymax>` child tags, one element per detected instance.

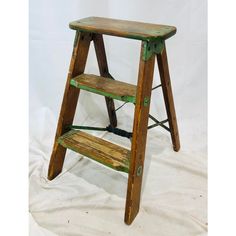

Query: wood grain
<box><xmin>48</xmin><ymin>32</ymin><xmax>92</xmax><ymax>180</ymax></box>
<box><xmin>47</xmin><ymin>18</ymin><xmax>179</xmax><ymax>226</ymax></box>
<box><xmin>70</xmin><ymin>17</ymin><xmax>176</xmax><ymax>41</ymax></box>
<box><xmin>156</xmin><ymin>43</ymin><xmax>180</xmax><ymax>151</ymax></box>
<box><xmin>124</xmin><ymin>41</ymin><xmax>155</xmax><ymax>225</ymax></box>
<box><xmin>71</xmin><ymin>74</ymin><xmax>137</xmax><ymax>103</ymax></box>
<box><xmin>58</xmin><ymin>130</ymin><xmax>130</xmax><ymax>173</ymax></box>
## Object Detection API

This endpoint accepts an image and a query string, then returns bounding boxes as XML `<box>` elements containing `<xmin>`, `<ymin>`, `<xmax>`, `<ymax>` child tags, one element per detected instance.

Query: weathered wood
<box><xmin>47</xmin><ymin>17</ymin><xmax>179</xmax><ymax>225</ymax></box>
<box><xmin>71</xmin><ymin>74</ymin><xmax>137</xmax><ymax>103</ymax></box>
<box><xmin>47</xmin><ymin>32</ymin><xmax>92</xmax><ymax>180</ymax></box>
<box><xmin>93</xmin><ymin>33</ymin><xmax>117</xmax><ymax>128</ymax></box>
<box><xmin>70</xmin><ymin>17</ymin><xmax>176</xmax><ymax>41</ymax></box>
<box><xmin>156</xmin><ymin>43</ymin><xmax>180</xmax><ymax>151</ymax></box>
<box><xmin>125</xmin><ymin>41</ymin><xmax>155</xmax><ymax>225</ymax></box>
<box><xmin>58</xmin><ymin>130</ymin><xmax>130</xmax><ymax>173</ymax></box>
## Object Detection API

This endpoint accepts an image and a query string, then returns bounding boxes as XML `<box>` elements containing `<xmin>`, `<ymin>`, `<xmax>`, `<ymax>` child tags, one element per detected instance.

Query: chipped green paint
<box><xmin>75</xmin><ymin>28</ymin><xmax>149</xmax><ymax>41</ymax></box>
<box><xmin>70</xmin><ymin>77</ymin><xmax>150</xmax><ymax>106</ymax></box>
<box><xmin>150</xmin><ymin>26</ymin><xmax>175</xmax><ymax>37</ymax></box>
<box><xmin>57</xmin><ymin>131</ymin><xmax>130</xmax><ymax>173</ymax></box>
<box><xmin>69</xmin><ymin>17</ymin><xmax>177</xmax><ymax>41</ymax></box>
<box><xmin>73</xmin><ymin>28</ymin><xmax>176</xmax><ymax>42</ymax></box>
<box><xmin>142</xmin><ymin>39</ymin><xmax>164</xmax><ymax>61</ymax></box>
<box><xmin>70</xmin><ymin>79</ymin><xmax>136</xmax><ymax>104</ymax></box>
<box><xmin>58</xmin><ymin>138</ymin><xmax>130</xmax><ymax>173</ymax></box>
<box><xmin>143</xmin><ymin>97</ymin><xmax>150</xmax><ymax>106</ymax></box>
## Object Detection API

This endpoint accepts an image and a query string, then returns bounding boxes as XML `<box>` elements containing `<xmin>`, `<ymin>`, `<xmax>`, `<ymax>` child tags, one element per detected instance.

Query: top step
<box><xmin>69</xmin><ymin>17</ymin><xmax>176</xmax><ymax>41</ymax></box>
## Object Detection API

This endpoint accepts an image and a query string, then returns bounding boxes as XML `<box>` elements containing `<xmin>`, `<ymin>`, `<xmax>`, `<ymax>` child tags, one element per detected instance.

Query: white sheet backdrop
<box><xmin>29</xmin><ymin>1</ymin><xmax>207</xmax><ymax>235</ymax></box>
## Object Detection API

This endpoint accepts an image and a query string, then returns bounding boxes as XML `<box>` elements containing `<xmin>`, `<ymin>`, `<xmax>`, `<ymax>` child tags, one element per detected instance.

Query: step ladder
<box><xmin>47</xmin><ymin>17</ymin><xmax>180</xmax><ymax>225</ymax></box>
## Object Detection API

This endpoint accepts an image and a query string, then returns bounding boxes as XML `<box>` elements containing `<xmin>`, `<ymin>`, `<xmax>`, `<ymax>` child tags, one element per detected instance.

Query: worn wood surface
<box><xmin>71</xmin><ymin>74</ymin><xmax>137</xmax><ymax>103</ymax></box>
<box><xmin>58</xmin><ymin>130</ymin><xmax>130</xmax><ymax>173</ymax></box>
<box><xmin>70</xmin><ymin>17</ymin><xmax>176</xmax><ymax>41</ymax></box>
<box><xmin>156</xmin><ymin>43</ymin><xmax>180</xmax><ymax>151</ymax></box>
<box><xmin>48</xmin><ymin>18</ymin><xmax>179</xmax><ymax>226</ymax></box>
<box><xmin>125</xmin><ymin>41</ymin><xmax>155</xmax><ymax>225</ymax></box>
<box><xmin>48</xmin><ymin>32</ymin><xmax>92</xmax><ymax>180</ymax></box>
<box><xmin>93</xmin><ymin>33</ymin><xmax>117</xmax><ymax>127</ymax></box>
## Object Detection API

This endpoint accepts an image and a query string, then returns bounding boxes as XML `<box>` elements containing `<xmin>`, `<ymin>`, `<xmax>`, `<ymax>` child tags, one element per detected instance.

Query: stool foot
<box><xmin>48</xmin><ymin>145</ymin><xmax>66</xmax><ymax>180</ymax></box>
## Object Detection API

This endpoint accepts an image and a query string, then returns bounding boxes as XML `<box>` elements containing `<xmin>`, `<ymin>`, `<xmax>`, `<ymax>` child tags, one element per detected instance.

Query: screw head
<box><xmin>137</xmin><ymin>166</ymin><xmax>143</xmax><ymax>176</ymax></box>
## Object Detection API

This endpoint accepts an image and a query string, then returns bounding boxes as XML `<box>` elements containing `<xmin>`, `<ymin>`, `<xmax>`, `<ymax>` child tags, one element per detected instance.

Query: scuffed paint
<box><xmin>70</xmin><ymin>79</ymin><xmax>136</xmax><ymax>104</ymax></box>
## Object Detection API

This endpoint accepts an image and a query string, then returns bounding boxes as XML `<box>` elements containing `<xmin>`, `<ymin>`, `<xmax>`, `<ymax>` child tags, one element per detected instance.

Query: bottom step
<box><xmin>58</xmin><ymin>130</ymin><xmax>130</xmax><ymax>173</ymax></box>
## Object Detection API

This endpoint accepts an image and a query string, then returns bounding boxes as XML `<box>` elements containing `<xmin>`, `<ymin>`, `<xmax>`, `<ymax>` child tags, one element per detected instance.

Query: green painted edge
<box><xmin>57</xmin><ymin>130</ymin><xmax>130</xmax><ymax>173</ymax></box>
<box><xmin>70</xmin><ymin>79</ymin><xmax>136</xmax><ymax>104</ymax></box>
<box><xmin>69</xmin><ymin>26</ymin><xmax>154</xmax><ymax>41</ymax></box>
<box><xmin>69</xmin><ymin>22</ymin><xmax>176</xmax><ymax>41</ymax></box>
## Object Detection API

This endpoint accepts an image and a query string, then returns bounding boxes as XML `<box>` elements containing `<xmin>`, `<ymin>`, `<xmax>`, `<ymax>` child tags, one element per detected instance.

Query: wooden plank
<box><xmin>58</xmin><ymin>130</ymin><xmax>130</xmax><ymax>173</ymax></box>
<box><xmin>124</xmin><ymin>41</ymin><xmax>155</xmax><ymax>225</ymax></box>
<box><xmin>70</xmin><ymin>17</ymin><xmax>176</xmax><ymax>41</ymax></box>
<box><xmin>48</xmin><ymin>32</ymin><xmax>92</xmax><ymax>180</ymax></box>
<box><xmin>156</xmin><ymin>43</ymin><xmax>180</xmax><ymax>151</ymax></box>
<box><xmin>71</xmin><ymin>74</ymin><xmax>137</xmax><ymax>103</ymax></box>
<box><xmin>93</xmin><ymin>33</ymin><xmax>117</xmax><ymax>127</ymax></box>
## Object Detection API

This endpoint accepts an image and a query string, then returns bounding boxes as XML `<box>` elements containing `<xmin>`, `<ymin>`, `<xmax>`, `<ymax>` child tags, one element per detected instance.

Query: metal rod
<box><xmin>115</xmin><ymin>101</ymin><xmax>128</xmax><ymax>112</ymax></box>
<box><xmin>152</xmin><ymin>84</ymin><xmax>162</xmax><ymax>90</ymax></box>
<box><xmin>148</xmin><ymin>114</ymin><xmax>170</xmax><ymax>132</ymax></box>
<box><xmin>68</xmin><ymin>125</ymin><xmax>132</xmax><ymax>139</ymax></box>
<box><xmin>148</xmin><ymin>119</ymin><xmax>169</xmax><ymax>131</ymax></box>
<box><xmin>69</xmin><ymin>125</ymin><xmax>107</xmax><ymax>131</ymax></box>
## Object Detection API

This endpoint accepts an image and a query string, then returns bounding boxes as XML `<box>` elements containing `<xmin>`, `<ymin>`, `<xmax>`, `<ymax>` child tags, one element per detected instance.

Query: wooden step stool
<box><xmin>48</xmin><ymin>17</ymin><xmax>180</xmax><ymax>225</ymax></box>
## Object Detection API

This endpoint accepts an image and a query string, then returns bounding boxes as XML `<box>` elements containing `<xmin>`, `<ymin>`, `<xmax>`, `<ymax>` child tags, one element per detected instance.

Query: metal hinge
<box><xmin>142</xmin><ymin>39</ymin><xmax>164</xmax><ymax>61</ymax></box>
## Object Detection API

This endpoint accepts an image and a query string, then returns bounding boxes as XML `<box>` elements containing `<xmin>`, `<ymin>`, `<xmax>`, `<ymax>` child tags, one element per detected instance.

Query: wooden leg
<box><xmin>156</xmin><ymin>43</ymin><xmax>180</xmax><ymax>151</ymax></box>
<box><xmin>93</xmin><ymin>34</ymin><xmax>117</xmax><ymax>127</ymax></box>
<box><xmin>125</xmin><ymin>41</ymin><xmax>155</xmax><ymax>225</ymax></box>
<box><xmin>48</xmin><ymin>32</ymin><xmax>92</xmax><ymax>180</ymax></box>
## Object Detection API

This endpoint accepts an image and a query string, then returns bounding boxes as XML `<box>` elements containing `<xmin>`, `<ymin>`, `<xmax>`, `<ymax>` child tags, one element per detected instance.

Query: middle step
<box><xmin>70</xmin><ymin>74</ymin><xmax>137</xmax><ymax>103</ymax></box>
